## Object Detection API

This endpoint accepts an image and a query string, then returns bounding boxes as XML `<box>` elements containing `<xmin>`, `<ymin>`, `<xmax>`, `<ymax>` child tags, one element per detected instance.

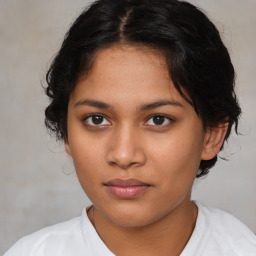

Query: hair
<box><xmin>45</xmin><ymin>0</ymin><xmax>241</xmax><ymax>178</ymax></box>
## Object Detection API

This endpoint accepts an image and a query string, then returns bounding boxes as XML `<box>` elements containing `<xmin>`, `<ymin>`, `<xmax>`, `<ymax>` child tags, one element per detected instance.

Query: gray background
<box><xmin>0</xmin><ymin>0</ymin><xmax>255</xmax><ymax>254</ymax></box>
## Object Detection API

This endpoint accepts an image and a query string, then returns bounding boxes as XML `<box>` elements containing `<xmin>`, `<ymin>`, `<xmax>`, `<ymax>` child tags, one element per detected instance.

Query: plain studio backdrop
<box><xmin>0</xmin><ymin>0</ymin><xmax>255</xmax><ymax>254</ymax></box>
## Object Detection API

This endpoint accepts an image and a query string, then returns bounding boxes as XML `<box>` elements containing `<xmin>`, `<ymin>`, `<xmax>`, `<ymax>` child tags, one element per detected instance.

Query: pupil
<box><xmin>92</xmin><ymin>115</ymin><xmax>103</xmax><ymax>125</ymax></box>
<box><xmin>153</xmin><ymin>116</ymin><xmax>164</xmax><ymax>125</ymax></box>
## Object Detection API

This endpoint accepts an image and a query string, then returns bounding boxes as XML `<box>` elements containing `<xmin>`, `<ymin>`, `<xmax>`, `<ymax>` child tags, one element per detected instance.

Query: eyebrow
<box><xmin>138</xmin><ymin>99</ymin><xmax>183</xmax><ymax>111</ymax></box>
<box><xmin>74</xmin><ymin>98</ymin><xmax>183</xmax><ymax>110</ymax></box>
<box><xmin>74</xmin><ymin>99</ymin><xmax>112</xmax><ymax>109</ymax></box>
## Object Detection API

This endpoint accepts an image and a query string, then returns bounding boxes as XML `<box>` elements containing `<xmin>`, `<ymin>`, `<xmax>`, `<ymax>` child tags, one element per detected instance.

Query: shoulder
<box><xmin>3</xmin><ymin>216</ymin><xmax>85</xmax><ymax>256</ymax></box>
<box><xmin>198</xmin><ymin>202</ymin><xmax>256</xmax><ymax>255</ymax></box>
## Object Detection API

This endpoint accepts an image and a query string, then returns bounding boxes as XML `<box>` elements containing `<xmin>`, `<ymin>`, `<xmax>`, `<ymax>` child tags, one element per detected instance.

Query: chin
<box><xmin>101</xmin><ymin>203</ymin><xmax>160</xmax><ymax>228</ymax></box>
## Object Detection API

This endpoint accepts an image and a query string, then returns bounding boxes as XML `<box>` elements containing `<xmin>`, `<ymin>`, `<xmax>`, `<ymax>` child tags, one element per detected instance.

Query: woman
<box><xmin>4</xmin><ymin>0</ymin><xmax>256</xmax><ymax>255</ymax></box>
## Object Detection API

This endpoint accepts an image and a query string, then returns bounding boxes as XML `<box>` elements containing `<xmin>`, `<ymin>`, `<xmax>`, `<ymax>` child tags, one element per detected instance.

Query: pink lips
<box><xmin>104</xmin><ymin>179</ymin><xmax>150</xmax><ymax>199</ymax></box>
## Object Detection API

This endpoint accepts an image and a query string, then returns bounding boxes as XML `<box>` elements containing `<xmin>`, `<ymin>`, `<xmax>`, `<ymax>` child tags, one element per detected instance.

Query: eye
<box><xmin>83</xmin><ymin>114</ymin><xmax>111</xmax><ymax>126</ymax></box>
<box><xmin>145</xmin><ymin>115</ymin><xmax>173</xmax><ymax>126</ymax></box>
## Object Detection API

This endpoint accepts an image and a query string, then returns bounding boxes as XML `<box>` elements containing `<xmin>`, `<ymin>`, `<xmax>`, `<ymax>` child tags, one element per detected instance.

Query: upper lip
<box><xmin>104</xmin><ymin>179</ymin><xmax>150</xmax><ymax>187</ymax></box>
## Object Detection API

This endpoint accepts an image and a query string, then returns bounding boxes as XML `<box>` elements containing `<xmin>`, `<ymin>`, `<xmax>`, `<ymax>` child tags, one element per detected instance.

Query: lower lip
<box><xmin>105</xmin><ymin>185</ymin><xmax>150</xmax><ymax>199</ymax></box>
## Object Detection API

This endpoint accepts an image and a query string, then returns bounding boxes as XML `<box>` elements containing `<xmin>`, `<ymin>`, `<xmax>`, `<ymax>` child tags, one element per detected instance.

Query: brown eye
<box><xmin>145</xmin><ymin>115</ymin><xmax>173</xmax><ymax>127</ymax></box>
<box><xmin>84</xmin><ymin>114</ymin><xmax>111</xmax><ymax>126</ymax></box>
<box><xmin>152</xmin><ymin>116</ymin><xmax>165</xmax><ymax>125</ymax></box>
<box><xmin>92</xmin><ymin>115</ymin><xmax>104</xmax><ymax>125</ymax></box>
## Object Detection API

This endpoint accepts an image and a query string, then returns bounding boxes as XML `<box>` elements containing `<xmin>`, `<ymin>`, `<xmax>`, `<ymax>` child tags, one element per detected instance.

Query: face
<box><xmin>65</xmin><ymin>45</ymin><xmax>212</xmax><ymax>227</ymax></box>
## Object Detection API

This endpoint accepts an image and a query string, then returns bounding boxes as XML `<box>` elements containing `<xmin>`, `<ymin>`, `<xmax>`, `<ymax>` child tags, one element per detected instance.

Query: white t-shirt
<box><xmin>4</xmin><ymin>202</ymin><xmax>256</xmax><ymax>256</ymax></box>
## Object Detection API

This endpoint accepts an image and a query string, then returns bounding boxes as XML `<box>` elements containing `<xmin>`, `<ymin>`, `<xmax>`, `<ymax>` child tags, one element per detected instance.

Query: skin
<box><xmin>65</xmin><ymin>45</ymin><xmax>227</xmax><ymax>255</ymax></box>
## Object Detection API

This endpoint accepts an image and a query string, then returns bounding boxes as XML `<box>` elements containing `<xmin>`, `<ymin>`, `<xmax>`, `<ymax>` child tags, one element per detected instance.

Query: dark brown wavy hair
<box><xmin>45</xmin><ymin>0</ymin><xmax>241</xmax><ymax>177</ymax></box>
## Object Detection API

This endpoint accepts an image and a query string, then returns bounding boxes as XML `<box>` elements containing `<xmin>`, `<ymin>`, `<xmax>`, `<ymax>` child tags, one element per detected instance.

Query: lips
<box><xmin>104</xmin><ymin>179</ymin><xmax>151</xmax><ymax>199</ymax></box>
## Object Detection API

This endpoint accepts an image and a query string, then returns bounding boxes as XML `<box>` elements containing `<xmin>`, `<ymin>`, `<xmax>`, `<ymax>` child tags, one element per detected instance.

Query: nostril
<box><xmin>108</xmin><ymin>159</ymin><xmax>144</xmax><ymax>170</ymax></box>
<box><xmin>109</xmin><ymin>161</ymin><xmax>117</xmax><ymax>167</ymax></box>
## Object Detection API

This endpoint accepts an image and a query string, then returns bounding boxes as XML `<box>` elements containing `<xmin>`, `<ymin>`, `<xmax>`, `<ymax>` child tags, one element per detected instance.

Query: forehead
<box><xmin>84</xmin><ymin>45</ymin><xmax>169</xmax><ymax>85</ymax></box>
<box><xmin>72</xmin><ymin>45</ymin><xmax>191</xmax><ymax>110</ymax></box>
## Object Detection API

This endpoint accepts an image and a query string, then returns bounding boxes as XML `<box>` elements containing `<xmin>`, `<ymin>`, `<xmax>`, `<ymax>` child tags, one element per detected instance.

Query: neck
<box><xmin>88</xmin><ymin>199</ymin><xmax>198</xmax><ymax>256</ymax></box>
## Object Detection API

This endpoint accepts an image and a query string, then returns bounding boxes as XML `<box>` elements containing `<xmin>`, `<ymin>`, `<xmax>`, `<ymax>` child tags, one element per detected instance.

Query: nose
<box><xmin>106</xmin><ymin>125</ymin><xmax>146</xmax><ymax>169</ymax></box>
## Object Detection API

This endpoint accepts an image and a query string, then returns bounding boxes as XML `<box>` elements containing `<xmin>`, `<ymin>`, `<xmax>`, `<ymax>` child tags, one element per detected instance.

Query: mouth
<box><xmin>104</xmin><ymin>179</ymin><xmax>151</xmax><ymax>199</ymax></box>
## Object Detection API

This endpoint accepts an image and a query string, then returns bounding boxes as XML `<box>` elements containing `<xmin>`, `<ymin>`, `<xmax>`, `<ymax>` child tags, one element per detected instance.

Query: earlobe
<box><xmin>201</xmin><ymin>123</ymin><xmax>228</xmax><ymax>160</ymax></box>
<box><xmin>64</xmin><ymin>137</ymin><xmax>72</xmax><ymax>156</ymax></box>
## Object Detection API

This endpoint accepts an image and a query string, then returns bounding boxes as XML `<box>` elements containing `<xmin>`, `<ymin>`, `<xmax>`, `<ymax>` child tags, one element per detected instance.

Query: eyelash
<box><xmin>82</xmin><ymin>114</ymin><xmax>174</xmax><ymax>128</ymax></box>
<box><xmin>145</xmin><ymin>114</ymin><xmax>174</xmax><ymax>127</ymax></box>
<box><xmin>83</xmin><ymin>114</ymin><xmax>111</xmax><ymax>127</ymax></box>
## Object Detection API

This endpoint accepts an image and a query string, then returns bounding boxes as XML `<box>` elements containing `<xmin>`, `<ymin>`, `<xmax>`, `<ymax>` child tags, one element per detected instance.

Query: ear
<box><xmin>64</xmin><ymin>137</ymin><xmax>72</xmax><ymax>156</ymax></box>
<box><xmin>201</xmin><ymin>123</ymin><xmax>228</xmax><ymax>160</ymax></box>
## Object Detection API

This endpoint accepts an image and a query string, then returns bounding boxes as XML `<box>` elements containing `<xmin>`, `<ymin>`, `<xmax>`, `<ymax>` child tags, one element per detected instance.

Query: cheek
<box><xmin>147</xmin><ymin>136</ymin><xmax>201</xmax><ymax>211</ymax></box>
<box><xmin>71</xmin><ymin>144</ymin><xmax>105</xmax><ymax>203</ymax></box>
<box><xmin>147</xmin><ymin>128</ymin><xmax>204</xmax><ymax>184</ymax></box>
<box><xmin>68</xmin><ymin>135</ymin><xmax>105</xmax><ymax>181</ymax></box>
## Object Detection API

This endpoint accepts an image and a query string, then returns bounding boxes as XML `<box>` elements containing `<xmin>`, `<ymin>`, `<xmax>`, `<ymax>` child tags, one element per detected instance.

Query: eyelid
<box><xmin>144</xmin><ymin>114</ymin><xmax>175</xmax><ymax>126</ymax></box>
<box><xmin>83</xmin><ymin>113</ymin><xmax>111</xmax><ymax>126</ymax></box>
<box><xmin>82</xmin><ymin>113</ymin><xmax>174</xmax><ymax>128</ymax></box>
